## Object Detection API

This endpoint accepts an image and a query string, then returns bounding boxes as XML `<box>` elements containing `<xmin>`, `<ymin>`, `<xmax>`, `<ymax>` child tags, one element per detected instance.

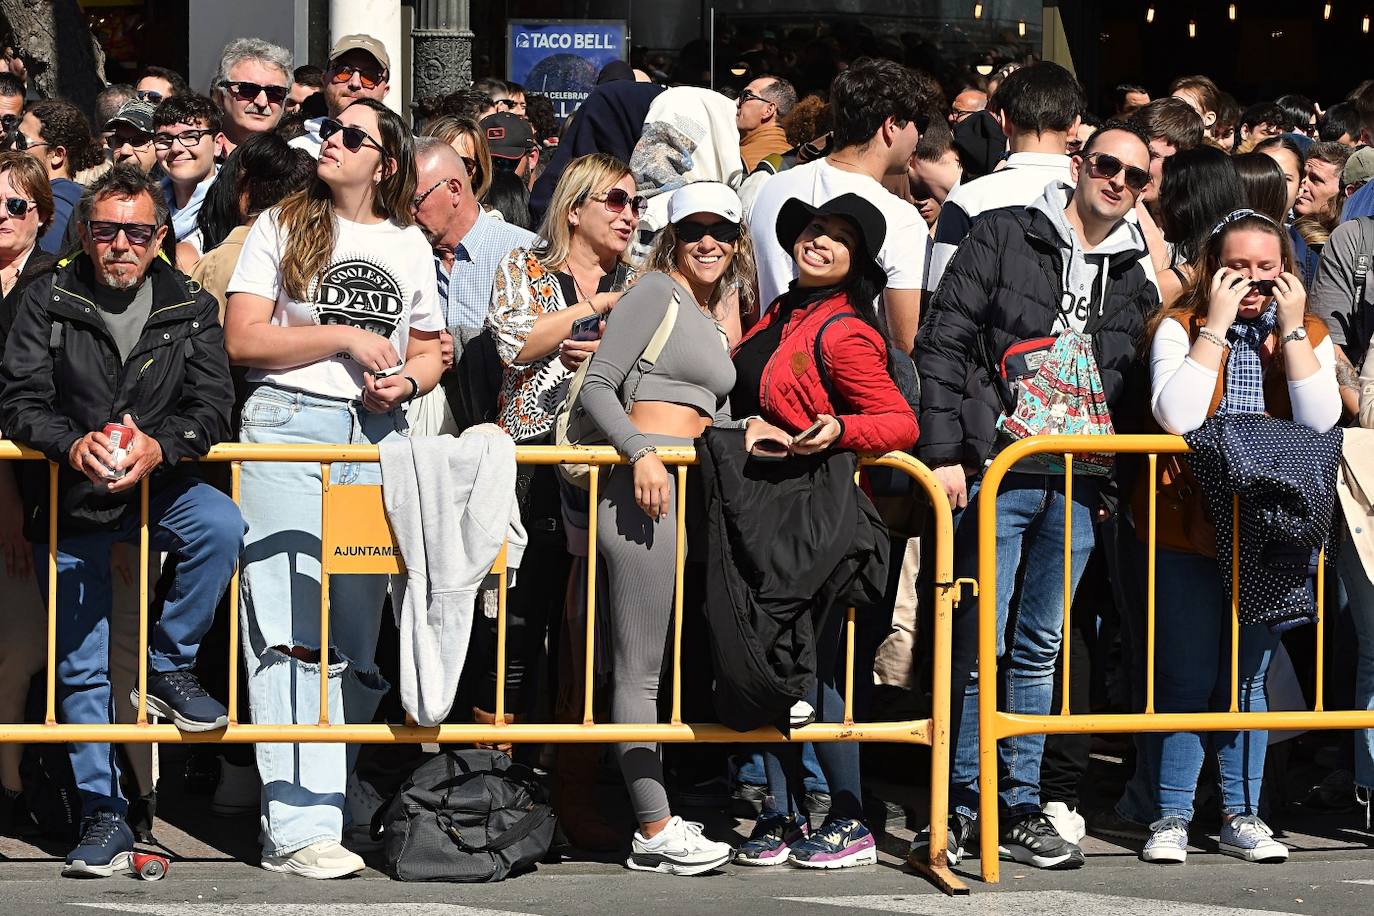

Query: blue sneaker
<box><xmin>63</xmin><ymin>812</ymin><xmax>135</xmax><ymax>877</ymax></box>
<box><xmin>787</xmin><ymin>816</ymin><xmax>877</xmax><ymax>869</ymax></box>
<box><xmin>736</xmin><ymin>811</ymin><xmax>808</xmax><ymax>866</ymax></box>
<box><xmin>131</xmin><ymin>669</ymin><xmax>227</xmax><ymax>732</ymax></box>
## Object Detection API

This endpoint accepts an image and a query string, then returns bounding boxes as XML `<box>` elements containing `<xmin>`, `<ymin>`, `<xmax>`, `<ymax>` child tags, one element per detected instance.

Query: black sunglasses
<box><xmin>591</xmin><ymin>187</ymin><xmax>648</xmax><ymax>217</ymax></box>
<box><xmin>1079</xmin><ymin>151</ymin><xmax>1152</xmax><ymax>192</ymax></box>
<box><xmin>219</xmin><ymin>80</ymin><xmax>289</xmax><ymax>105</ymax></box>
<box><xmin>1249</xmin><ymin>278</ymin><xmax>1278</xmax><ymax>296</ymax></box>
<box><xmin>85</xmin><ymin>220</ymin><xmax>157</xmax><ymax>246</ymax></box>
<box><xmin>738</xmin><ymin>88</ymin><xmax>772</xmax><ymax>106</ymax></box>
<box><xmin>136</xmin><ymin>89</ymin><xmax>163</xmax><ymax>103</ymax></box>
<box><xmin>676</xmin><ymin>219</ymin><xmax>741</xmax><ymax>244</ymax></box>
<box><xmin>319</xmin><ymin>117</ymin><xmax>385</xmax><ymax>154</ymax></box>
<box><xmin>2</xmin><ymin>197</ymin><xmax>35</xmax><ymax>218</ymax></box>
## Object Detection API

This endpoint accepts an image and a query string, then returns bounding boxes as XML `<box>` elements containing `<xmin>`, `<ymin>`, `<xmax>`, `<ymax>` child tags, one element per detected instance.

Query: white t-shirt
<box><xmin>747</xmin><ymin>158</ymin><xmax>928</xmax><ymax>309</ymax></box>
<box><xmin>227</xmin><ymin>207</ymin><xmax>444</xmax><ymax>399</ymax></box>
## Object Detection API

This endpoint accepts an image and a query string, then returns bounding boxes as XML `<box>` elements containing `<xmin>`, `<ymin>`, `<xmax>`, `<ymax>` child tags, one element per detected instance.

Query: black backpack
<box><xmin>373</xmin><ymin>749</ymin><xmax>555</xmax><ymax>883</ymax></box>
<box><xmin>19</xmin><ymin>676</ymin><xmax>80</xmax><ymax>841</ymax></box>
<box><xmin>443</xmin><ymin>329</ymin><xmax>505</xmax><ymax>432</ymax></box>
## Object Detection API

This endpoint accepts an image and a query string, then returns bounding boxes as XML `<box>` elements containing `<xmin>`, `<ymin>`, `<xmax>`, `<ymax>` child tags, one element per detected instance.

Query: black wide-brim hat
<box><xmin>775</xmin><ymin>192</ymin><xmax>887</xmax><ymax>284</ymax></box>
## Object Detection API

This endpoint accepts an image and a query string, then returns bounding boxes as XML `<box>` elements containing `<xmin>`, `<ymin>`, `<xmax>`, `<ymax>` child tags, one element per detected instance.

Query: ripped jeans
<box><xmin>238</xmin><ymin>385</ymin><xmax>406</xmax><ymax>856</ymax></box>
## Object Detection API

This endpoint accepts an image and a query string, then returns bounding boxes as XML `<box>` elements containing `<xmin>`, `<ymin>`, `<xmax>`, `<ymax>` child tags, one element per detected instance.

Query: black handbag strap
<box><xmin>440</xmin><ymin>804</ymin><xmax>552</xmax><ymax>853</ymax></box>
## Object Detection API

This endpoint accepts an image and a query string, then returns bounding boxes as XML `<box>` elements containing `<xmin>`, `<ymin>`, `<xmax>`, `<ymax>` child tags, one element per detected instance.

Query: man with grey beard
<box><xmin>0</xmin><ymin>164</ymin><xmax>242</xmax><ymax>879</ymax></box>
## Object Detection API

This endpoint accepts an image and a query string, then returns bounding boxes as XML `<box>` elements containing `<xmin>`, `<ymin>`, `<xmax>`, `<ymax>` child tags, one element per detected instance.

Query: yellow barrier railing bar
<box><xmin>583</xmin><ymin>465</ymin><xmax>600</xmax><ymax>726</ymax></box>
<box><xmin>670</xmin><ymin>464</ymin><xmax>687</xmax><ymax>726</ymax></box>
<box><xmin>135</xmin><ymin>482</ymin><xmax>150</xmax><ymax>725</ymax></box>
<box><xmin>228</xmin><ymin>460</ymin><xmax>242</xmax><ymax>725</ymax></box>
<box><xmin>44</xmin><ymin>462</ymin><xmax>58</xmax><ymax>726</ymax></box>
<box><xmin>1060</xmin><ymin>453</ymin><xmax>1074</xmax><ymax>716</ymax></box>
<box><xmin>975</xmin><ymin>433</ymin><xmax>1347</xmax><ymax>884</ymax></box>
<box><xmin>319</xmin><ymin>462</ymin><xmax>333</xmax><ymax>726</ymax></box>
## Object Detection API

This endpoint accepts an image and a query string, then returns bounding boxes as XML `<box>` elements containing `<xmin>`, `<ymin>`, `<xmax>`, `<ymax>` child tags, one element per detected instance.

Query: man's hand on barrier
<box><xmin>69</xmin><ymin>430</ymin><xmax>116</xmax><ymax>485</ymax></box>
<box><xmin>439</xmin><ymin>330</ymin><xmax>455</xmax><ymax>370</ymax></box>
<box><xmin>106</xmin><ymin>415</ymin><xmax>163</xmax><ymax>493</ymax></box>
<box><xmin>934</xmin><ymin>463</ymin><xmax>968</xmax><ymax>510</ymax></box>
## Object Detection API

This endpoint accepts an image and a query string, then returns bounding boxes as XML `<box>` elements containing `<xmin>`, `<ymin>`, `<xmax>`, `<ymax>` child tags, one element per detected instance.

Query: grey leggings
<box><xmin>596</xmin><ymin>434</ymin><xmax>692</xmax><ymax>824</ymax></box>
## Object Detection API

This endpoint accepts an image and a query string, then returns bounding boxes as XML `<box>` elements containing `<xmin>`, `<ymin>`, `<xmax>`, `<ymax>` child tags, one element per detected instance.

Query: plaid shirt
<box><xmin>438</xmin><ymin>208</ymin><xmax>536</xmax><ymax>346</ymax></box>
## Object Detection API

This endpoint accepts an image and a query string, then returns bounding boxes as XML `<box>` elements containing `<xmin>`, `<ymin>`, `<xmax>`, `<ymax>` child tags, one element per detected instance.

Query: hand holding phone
<box><xmin>748</xmin><ymin>437</ymin><xmax>790</xmax><ymax>461</ymax></box>
<box><xmin>794</xmin><ymin>418</ymin><xmax>826</xmax><ymax>442</ymax></box>
<box><xmin>371</xmin><ymin>364</ymin><xmax>405</xmax><ymax>379</ymax></box>
<box><xmin>569</xmin><ymin>314</ymin><xmax>603</xmax><ymax>342</ymax></box>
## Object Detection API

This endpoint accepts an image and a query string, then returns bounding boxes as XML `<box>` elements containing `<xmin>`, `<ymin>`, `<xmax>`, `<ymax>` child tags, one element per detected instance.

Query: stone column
<box><xmin>412</xmin><ymin>0</ymin><xmax>473</xmax><ymax>105</ymax></box>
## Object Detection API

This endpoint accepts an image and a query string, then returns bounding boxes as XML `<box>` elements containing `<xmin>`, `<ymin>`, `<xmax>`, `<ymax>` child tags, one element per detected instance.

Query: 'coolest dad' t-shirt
<box><xmin>227</xmin><ymin>208</ymin><xmax>444</xmax><ymax>399</ymax></box>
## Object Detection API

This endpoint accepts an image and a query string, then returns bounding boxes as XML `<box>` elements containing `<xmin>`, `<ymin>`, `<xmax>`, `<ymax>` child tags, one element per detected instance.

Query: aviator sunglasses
<box><xmin>589</xmin><ymin>187</ymin><xmax>648</xmax><ymax>217</ymax></box>
<box><xmin>1078</xmin><ymin>151</ymin><xmax>1152</xmax><ymax>193</ymax></box>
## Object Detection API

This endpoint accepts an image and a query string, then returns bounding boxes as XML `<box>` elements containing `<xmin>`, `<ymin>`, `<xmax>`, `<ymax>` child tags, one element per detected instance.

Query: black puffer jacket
<box><xmin>915</xmin><ymin>203</ymin><xmax>1159</xmax><ymax>470</ymax></box>
<box><xmin>0</xmin><ymin>255</ymin><xmax>232</xmax><ymax>538</ymax></box>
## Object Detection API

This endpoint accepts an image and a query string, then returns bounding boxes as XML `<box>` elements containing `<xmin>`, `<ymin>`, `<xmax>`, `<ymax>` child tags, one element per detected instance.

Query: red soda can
<box><xmin>103</xmin><ymin>422</ymin><xmax>134</xmax><ymax>479</ymax></box>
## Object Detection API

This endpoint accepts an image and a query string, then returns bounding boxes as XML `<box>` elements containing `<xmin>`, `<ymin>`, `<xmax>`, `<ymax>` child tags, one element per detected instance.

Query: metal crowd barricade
<box><xmin>0</xmin><ymin>440</ymin><xmax>965</xmax><ymax>895</ymax></box>
<box><xmin>973</xmin><ymin>433</ymin><xmax>1349</xmax><ymax>883</ymax></box>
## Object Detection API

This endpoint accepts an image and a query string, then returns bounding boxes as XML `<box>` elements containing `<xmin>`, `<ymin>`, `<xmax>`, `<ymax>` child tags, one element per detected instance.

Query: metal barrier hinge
<box><xmin>951</xmin><ymin>577</ymin><xmax>979</xmax><ymax>607</ymax></box>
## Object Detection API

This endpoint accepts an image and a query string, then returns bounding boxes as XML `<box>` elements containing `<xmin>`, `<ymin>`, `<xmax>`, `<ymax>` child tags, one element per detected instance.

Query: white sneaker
<box><xmin>1220</xmin><ymin>815</ymin><xmax>1289</xmax><ymax>863</ymax></box>
<box><xmin>1043</xmin><ymin>801</ymin><xmax>1086</xmax><ymax>845</ymax></box>
<box><xmin>1141</xmin><ymin>816</ymin><xmax>1189</xmax><ymax>864</ymax></box>
<box><xmin>790</xmin><ymin>701</ymin><xmax>815</xmax><ymax>728</ymax></box>
<box><xmin>210</xmin><ymin>760</ymin><xmax>260</xmax><ymax>817</ymax></box>
<box><xmin>626</xmin><ymin>816</ymin><xmax>732</xmax><ymax>876</ymax></box>
<box><xmin>261</xmin><ymin>839</ymin><xmax>365</xmax><ymax>879</ymax></box>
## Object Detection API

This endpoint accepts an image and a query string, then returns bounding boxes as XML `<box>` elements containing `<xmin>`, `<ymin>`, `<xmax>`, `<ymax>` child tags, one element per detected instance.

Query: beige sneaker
<box><xmin>261</xmin><ymin>839</ymin><xmax>365</xmax><ymax>879</ymax></box>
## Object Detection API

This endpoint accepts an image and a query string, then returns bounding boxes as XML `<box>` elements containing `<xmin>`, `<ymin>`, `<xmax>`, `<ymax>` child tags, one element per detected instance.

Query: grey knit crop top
<box><xmin>579</xmin><ymin>271</ymin><xmax>737</xmax><ymax>457</ymax></box>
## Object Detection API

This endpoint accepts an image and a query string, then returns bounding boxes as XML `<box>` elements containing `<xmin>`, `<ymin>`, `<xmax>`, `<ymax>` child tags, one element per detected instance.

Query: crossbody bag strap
<box><xmin>621</xmin><ymin>290</ymin><xmax>680</xmax><ymax>411</ymax></box>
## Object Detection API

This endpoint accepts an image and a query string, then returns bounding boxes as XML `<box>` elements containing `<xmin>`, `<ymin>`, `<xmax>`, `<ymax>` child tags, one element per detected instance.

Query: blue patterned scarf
<box><xmin>1219</xmin><ymin>303</ymin><xmax>1278</xmax><ymax>415</ymax></box>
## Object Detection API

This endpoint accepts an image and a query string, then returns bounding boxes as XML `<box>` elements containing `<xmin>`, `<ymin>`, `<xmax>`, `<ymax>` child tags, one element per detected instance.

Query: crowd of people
<box><xmin>0</xmin><ymin>26</ymin><xmax>1369</xmax><ymax>891</ymax></box>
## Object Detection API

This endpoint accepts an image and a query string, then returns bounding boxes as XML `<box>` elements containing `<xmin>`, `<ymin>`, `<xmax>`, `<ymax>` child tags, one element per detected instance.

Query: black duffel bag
<box><xmin>372</xmin><ymin>749</ymin><xmax>555</xmax><ymax>882</ymax></box>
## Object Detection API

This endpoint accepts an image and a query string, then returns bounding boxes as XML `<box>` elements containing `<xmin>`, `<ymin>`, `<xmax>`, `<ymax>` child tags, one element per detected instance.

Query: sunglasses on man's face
<box><xmin>738</xmin><ymin>88</ymin><xmax>772</xmax><ymax>107</ymax></box>
<box><xmin>590</xmin><ymin>187</ymin><xmax>648</xmax><ymax>217</ymax></box>
<box><xmin>85</xmin><ymin>220</ymin><xmax>157</xmax><ymax>246</ymax></box>
<box><xmin>1079</xmin><ymin>151</ymin><xmax>1152</xmax><ymax>193</ymax></box>
<box><xmin>319</xmin><ymin>117</ymin><xmax>385</xmax><ymax>154</ymax></box>
<box><xmin>327</xmin><ymin>64</ymin><xmax>386</xmax><ymax>90</ymax></box>
<box><xmin>1</xmin><ymin>196</ymin><xmax>35</xmax><ymax>219</ymax></box>
<box><xmin>675</xmin><ymin>219</ymin><xmax>741</xmax><ymax>244</ymax></box>
<box><xmin>136</xmin><ymin>89</ymin><xmax>163</xmax><ymax>103</ymax></box>
<box><xmin>219</xmin><ymin>80</ymin><xmax>289</xmax><ymax>105</ymax></box>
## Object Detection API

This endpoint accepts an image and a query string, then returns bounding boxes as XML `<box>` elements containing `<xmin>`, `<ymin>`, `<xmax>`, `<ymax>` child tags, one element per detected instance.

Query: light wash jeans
<box><xmin>1148</xmin><ymin>547</ymin><xmax>1280</xmax><ymax>821</ymax></box>
<box><xmin>1339</xmin><ymin>534</ymin><xmax>1374</xmax><ymax>791</ymax></box>
<box><xmin>948</xmin><ymin>472</ymin><xmax>1098</xmax><ymax>821</ymax></box>
<box><xmin>238</xmin><ymin>385</ymin><xmax>406</xmax><ymax>856</ymax></box>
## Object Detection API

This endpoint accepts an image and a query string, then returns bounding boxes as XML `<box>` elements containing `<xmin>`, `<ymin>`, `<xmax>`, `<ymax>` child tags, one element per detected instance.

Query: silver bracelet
<box><xmin>629</xmin><ymin>445</ymin><xmax>658</xmax><ymax>464</ymax></box>
<box><xmin>1196</xmin><ymin>326</ymin><xmax>1227</xmax><ymax>348</ymax></box>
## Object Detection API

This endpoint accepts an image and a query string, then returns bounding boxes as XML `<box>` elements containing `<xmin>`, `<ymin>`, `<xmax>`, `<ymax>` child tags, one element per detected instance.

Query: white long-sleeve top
<box><xmin>1150</xmin><ymin>317</ymin><xmax>1342</xmax><ymax>435</ymax></box>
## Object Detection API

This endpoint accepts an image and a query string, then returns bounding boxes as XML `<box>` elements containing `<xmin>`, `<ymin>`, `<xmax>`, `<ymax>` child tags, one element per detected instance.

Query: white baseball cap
<box><xmin>667</xmin><ymin>181</ymin><xmax>742</xmax><ymax>224</ymax></box>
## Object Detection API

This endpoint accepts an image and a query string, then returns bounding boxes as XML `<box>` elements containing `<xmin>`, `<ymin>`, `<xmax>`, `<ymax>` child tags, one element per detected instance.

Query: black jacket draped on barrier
<box><xmin>1184</xmin><ymin>414</ymin><xmax>1343</xmax><ymax>633</ymax></box>
<box><xmin>697</xmin><ymin>427</ymin><xmax>889</xmax><ymax>732</ymax></box>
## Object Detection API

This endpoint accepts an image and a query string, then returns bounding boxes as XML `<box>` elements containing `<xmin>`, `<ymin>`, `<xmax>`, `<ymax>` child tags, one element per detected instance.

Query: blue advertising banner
<box><xmin>507</xmin><ymin>20</ymin><xmax>627</xmax><ymax>119</ymax></box>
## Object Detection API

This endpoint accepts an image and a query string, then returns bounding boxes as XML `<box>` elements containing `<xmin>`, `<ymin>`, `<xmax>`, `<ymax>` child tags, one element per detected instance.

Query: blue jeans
<box><xmin>738</xmin><ymin>747</ymin><xmax>828</xmax><ymax>794</ymax></box>
<box><xmin>36</xmin><ymin>475</ymin><xmax>243</xmax><ymax>818</ymax></box>
<box><xmin>1148</xmin><ymin>547</ymin><xmax>1280</xmax><ymax>821</ymax></box>
<box><xmin>948</xmin><ymin>472</ymin><xmax>1098</xmax><ymax>821</ymax></box>
<box><xmin>238</xmin><ymin>386</ymin><xmax>405</xmax><ymax>856</ymax></box>
<box><xmin>1339</xmin><ymin>535</ymin><xmax>1374</xmax><ymax>791</ymax></box>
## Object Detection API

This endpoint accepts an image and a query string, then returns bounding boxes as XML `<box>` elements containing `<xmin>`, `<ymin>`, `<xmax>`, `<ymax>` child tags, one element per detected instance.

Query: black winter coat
<box><xmin>0</xmin><ymin>255</ymin><xmax>233</xmax><ymax>538</ymax></box>
<box><xmin>698</xmin><ymin>427</ymin><xmax>889</xmax><ymax>732</ymax></box>
<box><xmin>914</xmin><ymin>204</ymin><xmax>1159</xmax><ymax>470</ymax></box>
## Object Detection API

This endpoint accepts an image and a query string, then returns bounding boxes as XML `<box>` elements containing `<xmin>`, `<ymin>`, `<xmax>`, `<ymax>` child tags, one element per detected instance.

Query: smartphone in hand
<box><xmin>371</xmin><ymin>364</ymin><xmax>405</xmax><ymax>379</ymax></box>
<box><xmin>748</xmin><ymin>437</ymin><xmax>790</xmax><ymax>461</ymax></box>
<box><xmin>794</xmin><ymin>417</ymin><xmax>826</xmax><ymax>443</ymax></box>
<box><xmin>569</xmin><ymin>314</ymin><xmax>602</xmax><ymax>342</ymax></box>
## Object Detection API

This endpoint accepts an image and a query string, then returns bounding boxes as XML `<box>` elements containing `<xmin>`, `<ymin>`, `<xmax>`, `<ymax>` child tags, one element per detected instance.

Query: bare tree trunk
<box><xmin>0</xmin><ymin>0</ymin><xmax>107</xmax><ymax>113</ymax></box>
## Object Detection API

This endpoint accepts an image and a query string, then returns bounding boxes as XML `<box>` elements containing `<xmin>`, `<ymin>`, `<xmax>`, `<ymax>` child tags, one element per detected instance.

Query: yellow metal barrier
<box><xmin>0</xmin><ymin>439</ymin><xmax>964</xmax><ymax>894</ymax></box>
<box><xmin>973</xmin><ymin>434</ymin><xmax>1345</xmax><ymax>883</ymax></box>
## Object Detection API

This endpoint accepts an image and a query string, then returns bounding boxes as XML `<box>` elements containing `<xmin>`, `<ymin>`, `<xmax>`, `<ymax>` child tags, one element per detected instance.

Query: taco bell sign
<box><xmin>508</xmin><ymin>20</ymin><xmax>627</xmax><ymax>119</ymax></box>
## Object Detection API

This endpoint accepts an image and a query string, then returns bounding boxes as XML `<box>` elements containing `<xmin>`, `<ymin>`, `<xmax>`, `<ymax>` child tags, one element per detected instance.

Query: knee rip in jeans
<box><xmin>261</xmin><ymin>645</ymin><xmax>390</xmax><ymax>695</ymax></box>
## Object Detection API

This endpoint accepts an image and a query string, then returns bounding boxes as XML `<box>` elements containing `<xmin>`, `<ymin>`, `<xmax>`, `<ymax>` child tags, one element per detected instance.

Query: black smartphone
<box><xmin>749</xmin><ymin>437</ymin><xmax>790</xmax><ymax>461</ymax></box>
<box><xmin>569</xmin><ymin>314</ymin><xmax>602</xmax><ymax>342</ymax></box>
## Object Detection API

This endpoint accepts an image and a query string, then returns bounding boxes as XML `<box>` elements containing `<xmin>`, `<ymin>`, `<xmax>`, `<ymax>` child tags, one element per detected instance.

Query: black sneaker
<box><xmin>732</xmin><ymin>782</ymin><xmax>768</xmax><ymax>818</ymax></box>
<box><xmin>131</xmin><ymin>670</ymin><xmax>228</xmax><ymax>732</ymax></box>
<box><xmin>63</xmin><ymin>812</ymin><xmax>135</xmax><ymax>878</ymax></box>
<box><xmin>999</xmin><ymin>811</ymin><xmax>1085</xmax><ymax>869</ymax></box>
<box><xmin>802</xmin><ymin>790</ymin><xmax>831</xmax><ymax>821</ymax></box>
<box><xmin>909</xmin><ymin>811</ymin><xmax>975</xmax><ymax>866</ymax></box>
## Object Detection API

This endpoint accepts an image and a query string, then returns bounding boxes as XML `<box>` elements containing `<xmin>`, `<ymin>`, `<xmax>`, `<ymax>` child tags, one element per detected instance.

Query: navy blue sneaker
<box><xmin>63</xmin><ymin>812</ymin><xmax>135</xmax><ymax>877</ymax></box>
<box><xmin>787</xmin><ymin>817</ymin><xmax>877</xmax><ymax>868</ymax></box>
<box><xmin>736</xmin><ymin>811</ymin><xmax>808</xmax><ymax>866</ymax></box>
<box><xmin>131</xmin><ymin>669</ymin><xmax>228</xmax><ymax>732</ymax></box>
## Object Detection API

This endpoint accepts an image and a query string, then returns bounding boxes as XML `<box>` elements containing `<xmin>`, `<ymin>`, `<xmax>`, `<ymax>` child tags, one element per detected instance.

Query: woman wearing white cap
<box><xmin>576</xmin><ymin>180</ymin><xmax>756</xmax><ymax>875</ymax></box>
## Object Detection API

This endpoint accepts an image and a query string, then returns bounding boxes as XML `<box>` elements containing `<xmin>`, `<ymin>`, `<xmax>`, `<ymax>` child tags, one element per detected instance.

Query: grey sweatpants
<box><xmin>595</xmin><ymin>435</ymin><xmax>691</xmax><ymax>824</ymax></box>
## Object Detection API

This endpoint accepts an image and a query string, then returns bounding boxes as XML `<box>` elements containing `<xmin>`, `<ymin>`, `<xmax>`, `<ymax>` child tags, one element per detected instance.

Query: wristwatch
<box><xmin>1280</xmin><ymin>327</ymin><xmax>1309</xmax><ymax>346</ymax></box>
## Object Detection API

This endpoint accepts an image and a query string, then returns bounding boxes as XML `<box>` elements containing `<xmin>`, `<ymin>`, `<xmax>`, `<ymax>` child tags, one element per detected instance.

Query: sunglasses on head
<box><xmin>591</xmin><ymin>187</ymin><xmax>648</xmax><ymax>217</ymax></box>
<box><xmin>219</xmin><ymin>80</ymin><xmax>289</xmax><ymax>105</ymax></box>
<box><xmin>1079</xmin><ymin>151</ymin><xmax>1152</xmax><ymax>192</ymax></box>
<box><xmin>85</xmin><ymin>220</ymin><xmax>156</xmax><ymax>246</ymax></box>
<box><xmin>675</xmin><ymin>219</ymin><xmax>741</xmax><ymax>244</ymax></box>
<box><xmin>2</xmin><ymin>197</ymin><xmax>35</xmax><ymax>218</ymax></box>
<box><xmin>327</xmin><ymin>64</ymin><xmax>386</xmax><ymax>90</ymax></box>
<box><xmin>319</xmin><ymin>117</ymin><xmax>384</xmax><ymax>154</ymax></box>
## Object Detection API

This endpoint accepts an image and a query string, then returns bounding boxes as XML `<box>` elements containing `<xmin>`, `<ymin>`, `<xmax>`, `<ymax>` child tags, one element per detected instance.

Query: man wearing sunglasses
<box><xmin>290</xmin><ymin>34</ymin><xmax>390</xmax><ymax>161</ymax></box>
<box><xmin>103</xmin><ymin>99</ymin><xmax>159</xmax><ymax>175</ymax></box>
<box><xmin>212</xmin><ymin>37</ymin><xmax>292</xmax><ymax>156</ymax></box>
<box><xmin>736</xmin><ymin>76</ymin><xmax>795</xmax><ymax>172</ymax></box>
<box><xmin>913</xmin><ymin>122</ymin><xmax>1160</xmax><ymax>873</ymax></box>
<box><xmin>0</xmin><ymin>164</ymin><xmax>243</xmax><ymax>878</ymax></box>
<box><xmin>152</xmin><ymin>93</ymin><xmax>220</xmax><ymax>256</ymax></box>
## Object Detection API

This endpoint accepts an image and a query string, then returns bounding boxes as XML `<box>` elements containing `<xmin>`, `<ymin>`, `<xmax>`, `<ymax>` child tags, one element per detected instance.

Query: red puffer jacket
<box><xmin>735</xmin><ymin>291</ymin><xmax>918</xmax><ymax>453</ymax></box>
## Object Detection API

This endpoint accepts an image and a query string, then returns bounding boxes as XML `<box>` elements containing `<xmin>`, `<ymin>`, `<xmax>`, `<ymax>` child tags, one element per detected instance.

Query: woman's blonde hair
<box><xmin>533</xmin><ymin>153</ymin><xmax>632</xmax><ymax>270</ymax></box>
<box><xmin>643</xmin><ymin>218</ymin><xmax>758</xmax><ymax>317</ymax></box>
<box><xmin>278</xmin><ymin>99</ymin><xmax>418</xmax><ymax>301</ymax></box>
<box><xmin>424</xmin><ymin>114</ymin><xmax>492</xmax><ymax>202</ymax></box>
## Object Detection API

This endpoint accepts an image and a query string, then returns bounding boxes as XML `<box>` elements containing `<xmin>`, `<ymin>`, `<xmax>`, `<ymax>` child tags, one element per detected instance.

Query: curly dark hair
<box><xmin>27</xmin><ymin>99</ymin><xmax>103</xmax><ymax>173</ymax></box>
<box><xmin>152</xmin><ymin>91</ymin><xmax>222</xmax><ymax>134</ymax></box>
